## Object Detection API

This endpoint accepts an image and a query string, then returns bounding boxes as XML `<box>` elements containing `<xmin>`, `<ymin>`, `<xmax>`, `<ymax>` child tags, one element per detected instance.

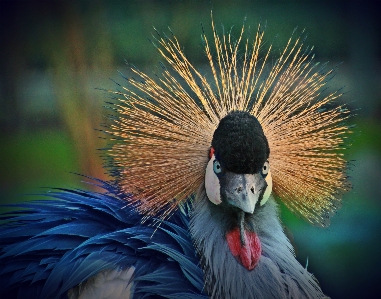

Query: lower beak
<box><xmin>221</xmin><ymin>172</ymin><xmax>267</xmax><ymax>214</ymax></box>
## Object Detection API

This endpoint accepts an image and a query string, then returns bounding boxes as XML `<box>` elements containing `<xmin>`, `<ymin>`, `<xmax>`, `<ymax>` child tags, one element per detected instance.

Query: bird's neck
<box><xmin>189</xmin><ymin>186</ymin><xmax>326</xmax><ymax>299</ymax></box>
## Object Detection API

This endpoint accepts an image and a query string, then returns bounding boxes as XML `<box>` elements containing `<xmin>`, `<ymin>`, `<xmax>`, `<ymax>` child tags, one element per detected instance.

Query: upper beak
<box><xmin>221</xmin><ymin>172</ymin><xmax>267</xmax><ymax>214</ymax></box>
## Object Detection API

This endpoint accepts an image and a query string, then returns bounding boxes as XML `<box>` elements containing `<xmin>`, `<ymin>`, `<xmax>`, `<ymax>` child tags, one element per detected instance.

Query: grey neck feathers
<box><xmin>189</xmin><ymin>186</ymin><xmax>327</xmax><ymax>299</ymax></box>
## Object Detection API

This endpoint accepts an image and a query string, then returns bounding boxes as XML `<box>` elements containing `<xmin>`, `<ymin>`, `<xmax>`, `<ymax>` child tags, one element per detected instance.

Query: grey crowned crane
<box><xmin>0</xmin><ymin>19</ymin><xmax>351</xmax><ymax>299</ymax></box>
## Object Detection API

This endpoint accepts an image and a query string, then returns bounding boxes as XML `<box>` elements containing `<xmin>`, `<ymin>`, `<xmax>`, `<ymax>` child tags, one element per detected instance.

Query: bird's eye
<box><xmin>262</xmin><ymin>161</ymin><xmax>270</xmax><ymax>176</ymax></box>
<box><xmin>213</xmin><ymin>160</ymin><xmax>222</xmax><ymax>174</ymax></box>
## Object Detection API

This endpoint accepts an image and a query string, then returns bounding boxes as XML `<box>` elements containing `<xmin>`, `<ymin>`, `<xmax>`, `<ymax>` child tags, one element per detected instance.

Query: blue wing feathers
<box><xmin>0</xmin><ymin>179</ymin><xmax>207</xmax><ymax>298</ymax></box>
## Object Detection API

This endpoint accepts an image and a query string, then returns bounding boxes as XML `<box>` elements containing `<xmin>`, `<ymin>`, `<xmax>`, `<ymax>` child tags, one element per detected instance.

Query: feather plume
<box><xmin>107</xmin><ymin>17</ymin><xmax>351</xmax><ymax>226</ymax></box>
<box><xmin>0</xmin><ymin>180</ymin><xmax>207</xmax><ymax>298</ymax></box>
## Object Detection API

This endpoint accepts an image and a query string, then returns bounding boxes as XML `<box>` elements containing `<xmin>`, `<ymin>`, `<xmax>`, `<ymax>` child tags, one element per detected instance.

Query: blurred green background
<box><xmin>0</xmin><ymin>0</ymin><xmax>380</xmax><ymax>298</ymax></box>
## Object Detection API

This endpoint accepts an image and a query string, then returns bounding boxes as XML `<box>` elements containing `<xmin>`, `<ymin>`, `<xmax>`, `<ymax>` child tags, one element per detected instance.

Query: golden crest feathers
<box><xmin>107</xmin><ymin>18</ymin><xmax>351</xmax><ymax>226</ymax></box>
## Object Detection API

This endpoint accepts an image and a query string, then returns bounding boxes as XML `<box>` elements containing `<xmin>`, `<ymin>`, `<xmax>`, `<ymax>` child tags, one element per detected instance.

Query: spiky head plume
<box><xmin>107</xmin><ymin>17</ymin><xmax>351</xmax><ymax>226</ymax></box>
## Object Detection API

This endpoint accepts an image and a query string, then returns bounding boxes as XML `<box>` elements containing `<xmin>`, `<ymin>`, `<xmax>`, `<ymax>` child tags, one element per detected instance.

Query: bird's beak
<box><xmin>221</xmin><ymin>172</ymin><xmax>267</xmax><ymax>214</ymax></box>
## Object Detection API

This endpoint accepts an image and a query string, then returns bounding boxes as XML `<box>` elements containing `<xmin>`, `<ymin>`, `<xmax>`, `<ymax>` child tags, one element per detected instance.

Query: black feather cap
<box><xmin>211</xmin><ymin>111</ymin><xmax>270</xmax><ymax>174</ymax></box>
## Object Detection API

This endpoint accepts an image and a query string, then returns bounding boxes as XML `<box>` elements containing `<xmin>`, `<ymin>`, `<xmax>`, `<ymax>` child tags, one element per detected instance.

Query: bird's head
<box><xmin>109</xmin><ymin>20</ymin><xmax>351</xmax><ymax>269</ymax></box>
<box><xmin>204</xmin><ymin>111</ymin><xmax>272</xmax><ymax>270</ymax></box>
<box><xmin>206</xmin><ymin>111</ymin><xmax>271</xmax><ymax>211</ymax></box>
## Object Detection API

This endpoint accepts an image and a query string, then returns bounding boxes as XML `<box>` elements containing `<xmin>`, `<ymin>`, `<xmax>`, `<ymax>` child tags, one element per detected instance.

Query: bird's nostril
<box><xmin>236</xmin><ymin>185</ymin><xmax>243</xmax><ymax>193</ymax></box>
<box><xmin>251</xmin><ymin>186</ymin><xmax>255</xmax><ymax>194</ymax></box>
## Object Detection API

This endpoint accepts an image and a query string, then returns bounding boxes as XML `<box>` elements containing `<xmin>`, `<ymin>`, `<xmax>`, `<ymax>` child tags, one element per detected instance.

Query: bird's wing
<box><xmin>67</xmin><ymin>267</ymin><xmax>135</xmax><ymax>299</ymax></box>
<box><xmin>0</xmin><ymin>179</ymin><xmax>207</xmax><ymax>299</ymax></box>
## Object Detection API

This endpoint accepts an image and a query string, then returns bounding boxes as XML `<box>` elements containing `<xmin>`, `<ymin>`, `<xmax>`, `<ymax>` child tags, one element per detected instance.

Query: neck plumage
<box><xmin>189</xmin><ymin>186</ymin><xmax>327</xmax><ymax>299</ymax></box>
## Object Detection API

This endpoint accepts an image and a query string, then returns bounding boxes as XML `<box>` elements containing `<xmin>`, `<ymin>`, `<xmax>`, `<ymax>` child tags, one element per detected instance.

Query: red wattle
<box><xmin>226</xmin><ymin>227</ymin><xmax>262</xmax><ymax>271</ymax></box>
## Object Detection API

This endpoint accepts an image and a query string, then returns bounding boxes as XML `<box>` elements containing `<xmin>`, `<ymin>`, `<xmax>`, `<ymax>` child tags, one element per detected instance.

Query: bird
<box><xmin>0</xmin><ymin>18</ymin><xmax>351</xmax><ymax>299</ymax></box>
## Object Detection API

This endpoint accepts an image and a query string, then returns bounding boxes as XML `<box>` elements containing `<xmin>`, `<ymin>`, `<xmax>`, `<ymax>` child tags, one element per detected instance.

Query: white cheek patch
<box><xmin>260</xmin><ymin>169</ymin><xmax>272</xmax><ymax>206</ymax></box>
<box><xmin>205</xmin><ymin>154</ymin><xmax>222</xmax><ymax>205</ymax></box>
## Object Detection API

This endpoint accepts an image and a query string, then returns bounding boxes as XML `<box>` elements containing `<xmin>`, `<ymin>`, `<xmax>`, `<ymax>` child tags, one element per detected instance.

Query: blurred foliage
<box><xmin>0</xmin><ymin>129</ymin><xmax>83</xmax><ymax>214</ymax></box>
<box><xmin>0</xmin><ymin>1</ymin><xmax>380</xmax><ymax>298</ymax></box>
